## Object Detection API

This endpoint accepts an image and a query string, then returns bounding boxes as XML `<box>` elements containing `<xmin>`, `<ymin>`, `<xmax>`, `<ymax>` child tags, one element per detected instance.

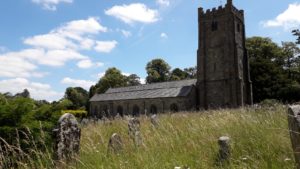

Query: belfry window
<box><xmin>211</xmin><ymin>21</ymin><xmax>218</xmax><ymax>31</ymax></box>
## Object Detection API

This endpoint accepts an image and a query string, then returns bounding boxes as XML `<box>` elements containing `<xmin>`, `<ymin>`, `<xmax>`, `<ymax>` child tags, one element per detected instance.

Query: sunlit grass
<box><xmin>0</xmin><ymin>104</ymin><xmax>296</xmax><ymax>168</ymax></box>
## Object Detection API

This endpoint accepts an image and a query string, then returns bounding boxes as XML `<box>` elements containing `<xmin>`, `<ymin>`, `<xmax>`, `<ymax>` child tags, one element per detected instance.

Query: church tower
<box><xmin>197</xmin><ymin>0</ymin><xmax>253</xmax><ymax>109</ymax></box>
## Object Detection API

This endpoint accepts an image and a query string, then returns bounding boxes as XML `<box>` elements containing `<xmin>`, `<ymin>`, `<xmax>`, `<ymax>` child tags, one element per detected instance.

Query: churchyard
<box><xmin>0</xmin><ymin>102</ymin><xmax>297</xmax><ymax>169</ymax></box>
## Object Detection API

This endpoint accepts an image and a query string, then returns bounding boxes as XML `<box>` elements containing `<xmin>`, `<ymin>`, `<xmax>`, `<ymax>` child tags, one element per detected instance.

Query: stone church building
<box><xmin>89</xmin><ymin>0</ymin><xmax>253</xmax><ymax>118</ymax></box>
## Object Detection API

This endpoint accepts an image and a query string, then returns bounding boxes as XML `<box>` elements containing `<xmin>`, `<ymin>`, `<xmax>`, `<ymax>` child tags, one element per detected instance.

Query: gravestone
<box><xmin>128</xmin><ymin>118</ymin><xmax>142</xmax><ymax>146</ymax></box>
<box><xmin>108</xmin><ymin>133</ymin><xmax>123</xmax><ymax>154</ymax></box>
<box><xmin>53</xmin><ymin>113</ymin><xmax>81</xmax><ymax>161</ymax></box>
<box><xmin>150</xmin><ymin>114</ymin><xmax>159</xmax><ymax>127</ymax></box>
<box><xmin>288</xmin><ymin>105</ymin><xmax>300</xmax><ymax>168</ymax></box>
<box><xmin>218</xmin><ymin>136</ymin><xmax>230</xmax><ymax>162</ymax></box>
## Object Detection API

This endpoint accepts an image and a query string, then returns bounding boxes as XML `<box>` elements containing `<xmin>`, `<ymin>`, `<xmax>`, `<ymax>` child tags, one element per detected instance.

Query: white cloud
<box><xmin>160</xmin><ymin>32</ymin><xmax>168</xmax><ymax>38</ymax></box>
<box><xmin>122</xmin><ymin>72</ymin><xmax>131</xmax><ymax>76</ymax></box>
<box><xmin>117</xmin><ymin>29</ymin><xmax>132</xmax><ymax>37</ymax></box>
<box><xmin>77</xmin><ymin>59</ymin><xmax>104</xmax><ymax>69</ymax></box>
<box><xmin>94</xmin><ymin>40</ymin><xmax>118</xmax><ymax>53</ymax></box>
<box><xmin>24</xmin><ymin>33</ymin><xmax>76</xmax><ymax>50</ymax></box>
<box><xmin>140</xmin><ymin>78</ymin><xmax>146</xmax><ymax>84</ymax></box>
<box><xmin>156</xmin><ymin>0</ymin><xmax>170</xmax><ymax>7</ymax></box>
<box><xmin>32</xmin><ymin>0</ymin><xmax>73</xmax><ymax>11</ymax></box>
<box><xmin>61</xmin><ymin>77</ymin><xmax>95</xmax><ymax>90</ymax></box>
<box><xmin>0</xmin><ymin>54</ymin><xmax>37</xmax><ymax>78</ymax></box>
<box><xmin>262</xmin><ymin>3</ymin><xmax>300</xmax><ymax>30</ymax></box>
<box><xmin>24</xmin><ymin>17</ymin><xmax>108</xmax><ymax>50</ymax></box>
<box><xmin>0</xmin><ymin>78</ymin><xmax>63</xmax><ymax>101</ymax></box>
<box><xmin>105</xmin><ymin>3</ymin><xmax>159</xmax><ymax>24</ymax></box>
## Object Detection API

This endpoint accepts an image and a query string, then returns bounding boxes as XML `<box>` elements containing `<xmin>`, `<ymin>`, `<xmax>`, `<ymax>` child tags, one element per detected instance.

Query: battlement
<box><xmin>198</xmin><ymin>0</ymin><xmax>244</xmax><ymax>20</ymax></box>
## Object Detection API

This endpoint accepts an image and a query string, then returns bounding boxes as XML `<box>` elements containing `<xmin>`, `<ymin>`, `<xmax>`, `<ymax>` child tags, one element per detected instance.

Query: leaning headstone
<box><xmin>107</xmin><ymin>133</ymin><xmax>123</xmax><ymax>154</ymax></box>
<box><xmin>218</xmin><ymin>136</ymin><xmax>230</xmax><ymax>162</ymax></box>
<box><xmin>288</xmin><ymin>105</ymin><xmax>300</xmax><ymax>168</ymax></box>
<box><xmin>150</xmin><ymin>114</ymin><xmax>159</xmax><ymax>127</ymax></box>
<box><xmin>53</xmin><ymin>113</ymin><xmax>81</xmax><ymax>161</ymax></box>
<box><xmin>128</xmin><ymin>118</ymin><xmax>142</xmax><ymax>146</ymax></box>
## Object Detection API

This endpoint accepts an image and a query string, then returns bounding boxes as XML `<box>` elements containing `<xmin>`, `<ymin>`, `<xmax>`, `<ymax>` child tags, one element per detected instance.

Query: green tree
<box><xmin>64</xmin><ymin>87</ymin><xmax>89</xmax><ymax>110</ymax></box>
<box><xmin>146</xmin><ymin>58</ymin><xmax>171</xmax><ymax>84</ymax></box>
<box><xmin>91</xmin><ymin>67</ymin><xmax>128</xmax><ymax>95</ymax></box>
<box><xmin>282</xmin><ymin>42</ymin><xmax>300</xmax><ymax>80</ymax></box>
<box><xmin>246</xmin><ymin>37</ymin><xmax>297</xmax><ymax>103</ymax></box>
<box><xmin>127</xmin><ymin>74</ymin><xmax>141</xmax><ymax>86</ymax></box>
<box><xmin>170</xmin><ymin>68</ymin><xmax>189</xmax><ymax>81</ymax></box>
<box><xmin>292</xmin><ymin>29</ymin><xmax>300</xmax><ymax>44</ymax></box>
<box><xmin>15</xmin><ymin>89</ymin><xmax>30</xmax><ymax>98</ymax></box>
<box><xmin>184</xmin><ymin>66</ymin><xmax>197</xmax><ymax>79</ymax></box>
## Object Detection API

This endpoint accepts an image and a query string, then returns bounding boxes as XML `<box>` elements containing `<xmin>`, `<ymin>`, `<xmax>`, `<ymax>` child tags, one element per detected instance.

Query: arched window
<box><xmin>170</xmin><ymin>103</ymin><xmax>179</xmax><ymax>113</ymax></box>
<box><xmin>94</xmin><ymin>106</ymin><xmax>98</xmax><ymax>117</ymax></box>
<box><xmin>132</xmin><ymin>105</ymin><xmax>140</xmax><ymax>117</ymax></box>
<box><xmin>117</xmin><ymin>106</ymin><xmax>124</xmax><ymax>117</ymax></box>
<box><xmin>150</xmin><ymin>104</ymin><xmax>158</xmax><ymax>114</ymax></box>
<box><xmin>103</xmin><ymin>105</ymin><xmax>109</xmax><ymax>117</ymax></box>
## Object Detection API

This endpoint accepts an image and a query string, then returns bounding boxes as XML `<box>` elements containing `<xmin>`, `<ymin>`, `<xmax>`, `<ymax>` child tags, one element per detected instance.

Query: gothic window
<box><xmin>132</xmin><ymin>105</ymin><xmax>140</xmax><ymax>117</ymax></box>
<box><xmin>170</xmin><ymin>103</ymin><xmax>179</xmax><ymax>113</ymax></box>
<box><xmin>117</xmin><ymin>106</ymin><xmax>124</xmax><ymax>117</ymax></box>
<box><xmin>150</xmin><ymin>105</ymin><xmax>158</xmax><ymax>114</ymax></box>
<box><xmin>211</xmin><ymin>21</ymin><xmax>218</xmax><ymax>31</ymax></box>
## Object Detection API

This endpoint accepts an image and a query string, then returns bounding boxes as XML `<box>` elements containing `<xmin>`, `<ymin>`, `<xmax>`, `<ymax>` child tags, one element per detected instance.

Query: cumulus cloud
<box><xmin>0</xmin><ymin>78</ymin><xmax>63</xmax><ymax>101</ymax></box>
<box><xmin>156</xmin><ymin>0</ymin><xmax>170</xmax><ymax>7</ymax></box>
<box><xmin>160</xmin><ymin>32</ymin><xmax>168</xmax><ymax>38</ymax></box>
<box><xmin>94</xmin><ymin>40</ymin><xmax>118</xmax><ymax>53</ymax></box>
<box><xmin>262</xmin><ymin>3</ymin><xmax>300</xmax><ymax>30</ymax></box>
<box><xmin>61</xmin><ymin>77</ymin><xmax>95</xmax><ymax>89</ymax></box>
<box><xmin>24</xmin><ymin>17</ymin><xmax>108</xmax><ymax>50</ymax></box>
<box><xmin>105</xmin><ymin>3</ymin><xmax>159</xmax><ymax>24</ymax></box>
<box><xmin>77</xmin><ymin>59</ymin><xmax>104</xmax><ymax>69</ymax></box>
<box><xmin>0</xmin><ymin>17</ymin><xmax>115</xmax><ymax>78</ymax></box>
<box><xmin>0</xmin><ymin>54</ymin><xmax>37</xmax><ymax>78</ymax></box>
<box><xmin>31</xmin><ymin>0</ymin><xmax>73</xmax><ymax>11</ymax></box>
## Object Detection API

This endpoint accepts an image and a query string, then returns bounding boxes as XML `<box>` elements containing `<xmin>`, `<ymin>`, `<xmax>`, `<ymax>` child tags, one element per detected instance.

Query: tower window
<box><xmin>237</xmin><ymin>23</ymin><xmax>241</xmax><ymax>32</ymax></box>
<box><xmin>211</xmin><ymin>21</ymin><xmax>218</xmax><ymax>31</ymax></box>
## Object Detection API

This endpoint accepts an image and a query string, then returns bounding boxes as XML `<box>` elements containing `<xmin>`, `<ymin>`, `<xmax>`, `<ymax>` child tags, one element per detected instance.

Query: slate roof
<box><xmin>90</xmin><ymin>79</ymin><xmax>197</xmax><ymax>102</ymax></box>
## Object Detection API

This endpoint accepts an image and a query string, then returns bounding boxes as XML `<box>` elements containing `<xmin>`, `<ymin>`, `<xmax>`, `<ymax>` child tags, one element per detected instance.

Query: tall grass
<box><xmin>0</xmin><ymin>104</ymin><xmax>296</xmax><ymax>168</ymax></box>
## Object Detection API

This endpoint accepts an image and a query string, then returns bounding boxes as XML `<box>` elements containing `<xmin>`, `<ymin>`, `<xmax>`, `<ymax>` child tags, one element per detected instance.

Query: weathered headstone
<box><xmin>128</xmin><ymin>118</ymin><xmax>142</xmax><ymax>146</ymax></box>
<box><xmin>150</xmin><ymin>114</ymin><xmax>159</xmax><ymax>127</ymax></box>
<box><xmin>288</xmin><ymin>105</ymin><xmax>300</xmax><ymax>168</ymax></box>
<box><xmin>53</xmin><ymin>113</ymin><xmax>81</xmax><ymax>161</ymax></box>
<box><xmin>218</xmin><ymin>136</ymin><xmax>230</xmax><ymax>162</ymax></box>
<box><xmin>108</xmin><ymin>133</ymin><xmax>123</xmax><ymax>154</ymax></box>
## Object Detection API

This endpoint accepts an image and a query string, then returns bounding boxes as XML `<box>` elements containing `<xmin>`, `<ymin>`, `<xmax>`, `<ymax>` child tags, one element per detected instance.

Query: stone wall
<box><xmin>197</xmin><ymin>1</ymin><xmax>252</xmax><ymax>109</ymax></box>
<box><xmin>89</xmin><ymin>87</ymin><xmax>197</xmax><ymax>118</ymax></box>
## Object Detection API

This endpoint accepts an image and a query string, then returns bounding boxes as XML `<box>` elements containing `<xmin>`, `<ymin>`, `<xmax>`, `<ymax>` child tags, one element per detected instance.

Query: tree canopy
<box><xmin>146</xmin><ymin>59</ymin><xmax>171</xmax><ymax>84</ymax></box>
<box><xmin>64</xmin><ymin>87</ymin><xmax>89</xmax><ymax>110</ymax></box>
<box><xmin>246</xmin><ymin>36</ymin><xmax>300</xmax><ymax>103</ymax></box>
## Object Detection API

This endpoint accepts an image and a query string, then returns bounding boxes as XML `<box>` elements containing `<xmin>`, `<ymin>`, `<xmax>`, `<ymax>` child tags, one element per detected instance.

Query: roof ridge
<box><xmin>106</xmin><ymin>79</ymin><xmax>196</xmax><ymax>93</ymax></box>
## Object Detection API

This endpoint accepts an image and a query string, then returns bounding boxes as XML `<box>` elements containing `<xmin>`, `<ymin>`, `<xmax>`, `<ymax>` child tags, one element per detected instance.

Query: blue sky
<box><xmin>0</xmin><ymin>0</ymin><xmax>299</xmax><ymax>101</ymax></box>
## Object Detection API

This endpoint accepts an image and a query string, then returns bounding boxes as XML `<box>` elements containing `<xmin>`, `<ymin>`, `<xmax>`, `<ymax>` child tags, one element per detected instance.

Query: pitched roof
<box><xmin>90</xmin><ymin>79</ymin><xmax>197</xmax><ymax>102</ymax></box>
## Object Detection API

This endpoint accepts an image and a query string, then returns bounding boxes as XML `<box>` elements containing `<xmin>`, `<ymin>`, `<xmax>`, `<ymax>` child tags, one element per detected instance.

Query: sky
<box><xmin>0</xmin><ymin>0</ymin><xmax>299</xmax><ymax>101</ymax></box>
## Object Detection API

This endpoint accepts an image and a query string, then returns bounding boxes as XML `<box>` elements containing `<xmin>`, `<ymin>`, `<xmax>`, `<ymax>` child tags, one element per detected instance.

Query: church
<box><xmin>89</xmin><ymin>0</ymin><xmax>253</xmax><ymax>118</ymax></box>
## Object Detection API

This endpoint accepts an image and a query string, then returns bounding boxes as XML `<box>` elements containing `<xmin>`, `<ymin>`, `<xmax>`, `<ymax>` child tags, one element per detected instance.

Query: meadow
<box><xmin>0</xmin><ymin>103</ymin><xmax>296</xmax><ymax>169</ymax></box>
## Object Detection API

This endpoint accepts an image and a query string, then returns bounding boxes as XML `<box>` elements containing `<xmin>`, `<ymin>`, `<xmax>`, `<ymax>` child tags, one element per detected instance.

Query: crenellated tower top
<box><xmin>198</xmin><ymin>0</ymin><xmax>244</xmax><ymax>21</ymax></box>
